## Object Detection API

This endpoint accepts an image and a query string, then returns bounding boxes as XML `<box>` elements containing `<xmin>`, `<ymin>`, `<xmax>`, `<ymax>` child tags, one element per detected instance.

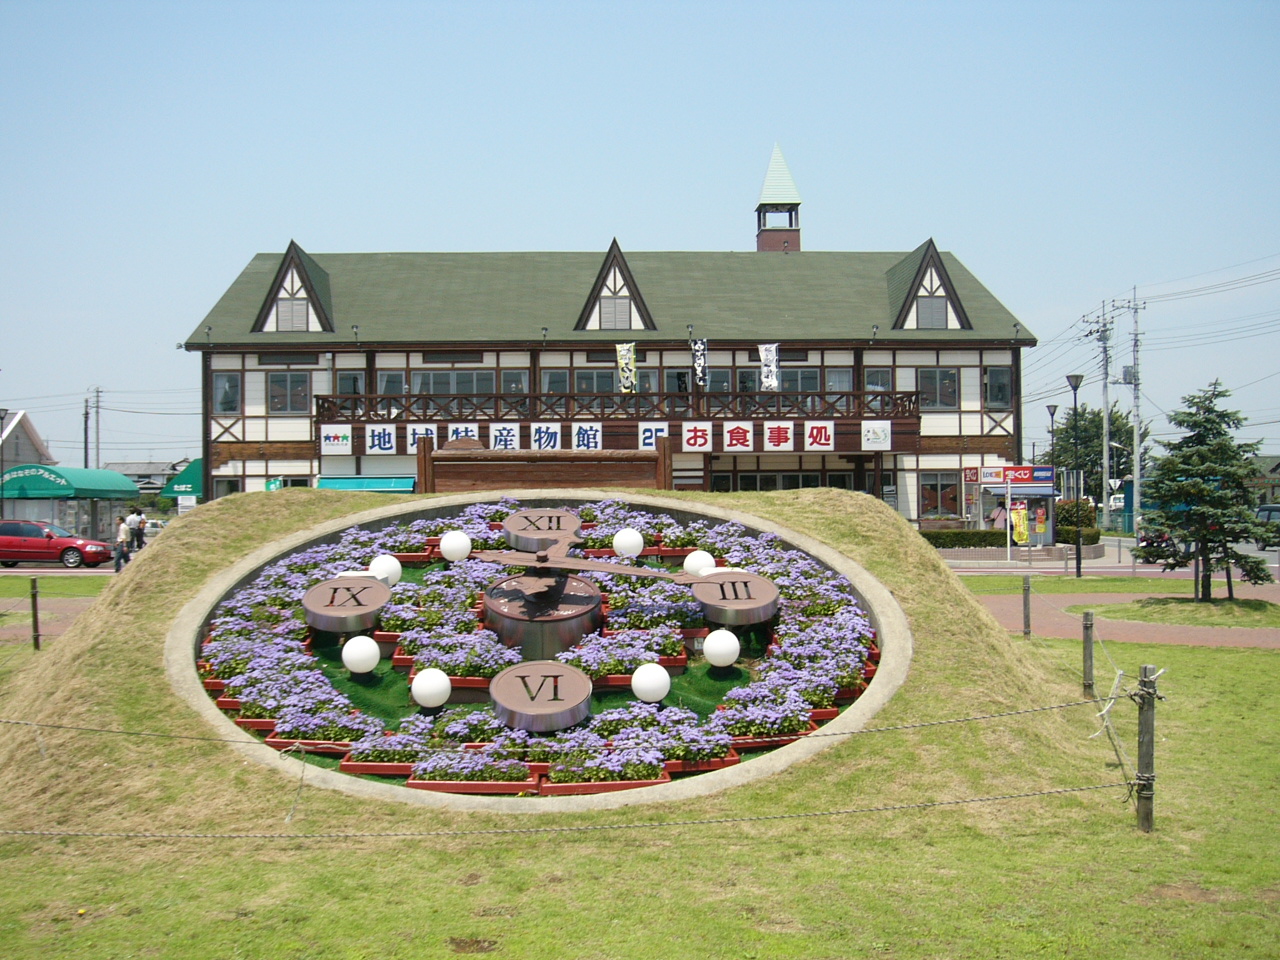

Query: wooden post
<box><xmin>1022</xmin><ymin>575</ymin><xmax>1031</xmax><ymax>639</ymax></box>
<box><xmin>417</xmin><ymin>435</ymin><xmax>435</xmax><ymax>494</ymax></box>
<box><xmin>1081</xmin><ymin>611</ymin><xmax>1095</xmax><ymax>698</ymax></box>
<box><xmin>656</xmin><ymin>435</ymin><xmax>672</xmax><ymax>490</ymax></box>
<box><xmin>30</xmin><ymin>577</ymin><xmax>41</xmax><ymax>651</ymax></box>
<box><xmin>1136</xmin><ymin>664</ymin><xmax>1158</xmax><ymax>832</ymax></box>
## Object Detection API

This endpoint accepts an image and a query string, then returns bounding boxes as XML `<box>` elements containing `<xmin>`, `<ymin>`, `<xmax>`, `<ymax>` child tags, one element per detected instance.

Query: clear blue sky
<box><xmin>2</xmin><ymin>0</ymin><xmax>1277</xmax><ymax>467</ymax></box>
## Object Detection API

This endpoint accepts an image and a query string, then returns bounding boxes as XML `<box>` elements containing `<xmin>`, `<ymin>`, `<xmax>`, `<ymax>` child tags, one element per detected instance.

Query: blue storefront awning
<box><xmin>981</xmin><ymin>484</ymin><xmax>1060</xmax><ymax>497</ymax></box>
<box><xmin>316</xmin><ymin>476</ymin><xmax>416</xmax><ymax>492</ymax></box>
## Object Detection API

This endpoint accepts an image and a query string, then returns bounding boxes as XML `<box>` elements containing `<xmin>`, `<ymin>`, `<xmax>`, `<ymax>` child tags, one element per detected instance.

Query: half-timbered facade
<box><xmin>186</xmin><ymin>151</ymin><xmax>1036</xmax><ymax>525</ymax></box>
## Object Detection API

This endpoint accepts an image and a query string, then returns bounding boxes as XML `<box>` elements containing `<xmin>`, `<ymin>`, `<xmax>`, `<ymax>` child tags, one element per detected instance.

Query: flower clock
<box><xmin>199</xmin><ymin>498</ymin><xmax>880</xmax><ymax>797</ymax></box>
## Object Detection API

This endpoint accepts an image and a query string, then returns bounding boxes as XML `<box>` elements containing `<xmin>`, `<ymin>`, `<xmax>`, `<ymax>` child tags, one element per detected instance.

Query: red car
<box><xmin>0</xmin><ymin>520</ymin><xmax>114</xmax><ymax>568</ymax></box>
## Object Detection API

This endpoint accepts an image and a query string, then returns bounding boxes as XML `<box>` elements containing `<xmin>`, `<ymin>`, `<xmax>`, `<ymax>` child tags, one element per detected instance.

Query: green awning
<box><xmin>0</xmin><ymin>464</ymin><xmax>139</xmax><ymax>500</ymax></box>
<box><xmin>162</xmin><ymin>459</ymin><xmax>203</xmax><ymax>498</ymax></box>
<box><xmin>316</xmin><ymin>476</ymin><xmax>416</xmax><ymax>492</ymax></box>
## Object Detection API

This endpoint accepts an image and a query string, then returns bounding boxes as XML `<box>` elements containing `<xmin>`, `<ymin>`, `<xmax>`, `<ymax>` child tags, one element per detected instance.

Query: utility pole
<box><xmin>1128</xmin><ymin>292</ymin><xmax>1144</xmax><ymax>548</ymax></box>
<box><xmin>1098</xmin><ymin>302</ymin><xmax>1112</xmax><ymax>530</ymax></box>
<box><xmin>93</xmin><ymin>386</ymin><xmax>102</xmax><ymax>469</ymax></box>
<box><xmin>83</xmin><ymin>397</ymin><xmax>90</xmax><ymax>469</ymax></box>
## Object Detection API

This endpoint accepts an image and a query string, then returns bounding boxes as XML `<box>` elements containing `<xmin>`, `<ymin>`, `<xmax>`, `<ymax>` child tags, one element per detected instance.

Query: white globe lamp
<box><xmin>704</xmin><ymin>629</ymin><xmax>740</xmax><ymax>668</ymax></box>
<box><xmin>411</xmin><ymin>667</ymin><xmax>452</xmax><ymax>709</ymax></box>
<box><xmin>612</xmin><ymin>527</ymin><xmax>645</xmax><ymax>558</ymax></box>
<box><xmin>682</xmin><ymin>549</ymin><xmax>716</xmax><ymax>576</ymax></box>
<box><xmin>439</xmin><ymin>530</ymin><xmax>473</xmax><ymax>562</ymax></box>
<box><xmin>631</xmin><ymin>662</ymin><xmax>671</xmax><ymax>704</ymax></box>
<box><xmin>368</xmin><ymin>553</ymin><xmax>403</xmax><ymax>586</ymax></box>
<box><xmin>341</xmin><ymin>634</ymin><xmax>381</xmax><ymax>675</ymax></box>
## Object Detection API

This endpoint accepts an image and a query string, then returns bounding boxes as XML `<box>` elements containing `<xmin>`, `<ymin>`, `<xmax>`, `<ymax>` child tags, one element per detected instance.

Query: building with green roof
<box><xmin>185</xmin><ymin>150</ymin><xmax>1037</xmax><ymax>525</ymax></box>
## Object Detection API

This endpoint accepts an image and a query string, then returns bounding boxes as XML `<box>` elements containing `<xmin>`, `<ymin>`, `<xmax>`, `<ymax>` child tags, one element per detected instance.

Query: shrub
<box><xmin>1056</xmin><ymin>499</ymin><xmax>1097</xmax><ymax>527</ymax></box>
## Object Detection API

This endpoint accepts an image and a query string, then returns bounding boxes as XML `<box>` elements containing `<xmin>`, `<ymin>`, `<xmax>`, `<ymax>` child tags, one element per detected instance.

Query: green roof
<box><xmin>1</xmin><ymin>465</ymin><xmax>139</xmax><ymax>500</ymax></box>
<box><xmin>189</xmin><ymin>246</ymin><xmax>1033</xmax><ymax>348</ymax></box>
<box><xmin>758</xmin><ymin>145</ymin><xmax>802</xmax><ymax>206</ymax></box>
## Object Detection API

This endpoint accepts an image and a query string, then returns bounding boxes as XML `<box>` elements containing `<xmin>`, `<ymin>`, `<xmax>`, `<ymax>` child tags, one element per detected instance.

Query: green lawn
<box><xmin>961</xmin><ymin>574</ymin><xmax>1195</xmax><ymax>595</ymax></box>
<box><xmin>1066</xmin><ymin>597</ymin><xmax>1280</xmax><ymax>628</ymax></box>
<box><xmin>0</xmin><ymin>489</ymin><xmax>1275</xmax><ymax>959</ymax></box>
<box><xmin>0</xmin><ymin>575</ymin><xmax>109</xmax><ymax>599</ymax></box>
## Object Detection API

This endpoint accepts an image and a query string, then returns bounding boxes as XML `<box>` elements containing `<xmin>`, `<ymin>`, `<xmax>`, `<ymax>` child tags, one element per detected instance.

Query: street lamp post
<box><xmin>0</xmin><ymin>408</ymin><xmax>8</xmax><ymax>520</ymax></box>
<box><xmin>1065</xmin><ymin>376</ymin><xmax>1084</xmax><ymax>578</ymax></box>
<box><xmin>1046</xmin><ymin>404</ymin><xmax>1058</xmax><ymax>465</ymax></box>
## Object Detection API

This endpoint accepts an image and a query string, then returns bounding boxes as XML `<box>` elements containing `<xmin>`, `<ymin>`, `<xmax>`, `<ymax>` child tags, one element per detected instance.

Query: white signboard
<box><xmin>681</xmin><ymin>421</ymin><xmax>714</xmax><ymax>453</ymax></box>
<box><xmin>488</xmin><ymin>422</ymin><xmax>522</xmax><ymax>450</ymax></box>
<box><xmin>406</xmin><ymin>423</ymin><xmax>437</xmax><ymax>452</ymax></box>
<box><xmin>762</xmin><ymin>421</ymin><xmax>795</xmax><ymax>451</ymax></box>
<box><xmin>572</xmin><ymin>422</ymin><xmax>603</xmax><ymax>450</ymax></box>
<box><xmin>722</xmin><ymin>420</ymin><xmax>754</xmax><ymax>452</ymax></box>
<box><xmin>320</xmin><ymin>424</ymin><xmax>352</xmax><ymax>456</ymax></box>
<box><xmin>861</xmin><ymin>420</ymin><xmax>892</xmax><ymax>451</ymax></box>
<box><xmin>803</xmin><ymin>420</ymin><xmax>836</xmax><ymax>452</ymax></box>
<box><xmin>638</xmin><ymin>421</ymin><xmax>669</xmax><ymax>451</ymax></box>
<box><xmin>364</xmin><ymin>424</ymin><xmax>397</xmax><ymax>455</ymax></box>
<box><xmin>530</xmin><ymin>423</ymin><xmax>563</xmax><ymax>451</ymax></box>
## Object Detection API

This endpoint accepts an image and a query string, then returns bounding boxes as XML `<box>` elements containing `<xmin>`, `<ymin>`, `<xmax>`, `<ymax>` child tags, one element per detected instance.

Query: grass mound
<box><xmin>0</xmin><ymin>488</ymin><xmax>1268</xmax><ymax>958</ymax></box>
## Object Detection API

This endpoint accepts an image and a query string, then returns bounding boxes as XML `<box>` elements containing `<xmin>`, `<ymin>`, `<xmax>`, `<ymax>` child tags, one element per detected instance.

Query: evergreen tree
<box><xmin>1134</xmin><ymin>381</ymin><xmax>1273</xmax><ymax>600</ymax></box>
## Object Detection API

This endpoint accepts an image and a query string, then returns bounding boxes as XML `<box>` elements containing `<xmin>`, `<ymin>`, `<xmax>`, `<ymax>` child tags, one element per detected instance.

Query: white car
<box><xmin>1108</xmin><ymin>494</ymin><xmax>1125</xmax><ymax>511</ymax></box>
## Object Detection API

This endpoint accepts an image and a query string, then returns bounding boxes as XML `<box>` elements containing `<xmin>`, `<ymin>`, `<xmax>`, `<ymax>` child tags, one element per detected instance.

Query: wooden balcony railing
<box><xmin>314</xmin><ymin>390</ymin><xmax>920</xmax><ymax>423</ymax></box>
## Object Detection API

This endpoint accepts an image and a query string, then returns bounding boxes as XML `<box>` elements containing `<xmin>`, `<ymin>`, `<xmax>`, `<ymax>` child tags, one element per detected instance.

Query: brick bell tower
<box><xmin>755</xmin><ymin>145</ymin><xmax>802</xmax><ymax>252</ymax></box>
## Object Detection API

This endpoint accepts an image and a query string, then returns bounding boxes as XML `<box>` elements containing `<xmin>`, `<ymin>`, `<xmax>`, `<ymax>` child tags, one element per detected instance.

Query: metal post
<box><xmin>1192</xmin><ymin>556</ymin><xmax>1200</xmax><ymax>602</ymax></box>
<box><xmin>30</xmin><ymin>577</ymin><xmax>41</xmax><ymax>651</ymax></box>
<box><xmin>1135</xmin><ymin>664</ymin><xmax>1158</xmax><ymax>832</ymax></box>
<box><xmin>1081</xmin><ymin>611</ymin><xmax>1095</xmax><ymax>698</ymax></box>
<box><xmin>1066</xmin><ymin>374</ymin><xmax>1084</xmax><ymax>578</ymax></box>
<box><xmin>1022</xmin><ymin>575</ymin><xmax>1032</xmax><ymax>639</ymax></box>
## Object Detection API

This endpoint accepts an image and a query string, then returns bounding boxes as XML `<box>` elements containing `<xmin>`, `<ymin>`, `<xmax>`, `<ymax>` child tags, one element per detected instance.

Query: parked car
<box><xmin>1257</xmin><ymin>504</ymin><xmax>1280</xmax><ymax>549</ymax></box>
<box><xmin>0</xmin><ymin>520</ymin><xmax>114</xmax><ymax>568</ymax></box>
<box><xmin>1108</xmin><ymin>493</ymin><xmax>1125</xmax><ymax>512</ymax></box>
<box><xmin>142</xmin><ymin>519</ymin><xmax>167</xmax><ymax>537</ymax></box>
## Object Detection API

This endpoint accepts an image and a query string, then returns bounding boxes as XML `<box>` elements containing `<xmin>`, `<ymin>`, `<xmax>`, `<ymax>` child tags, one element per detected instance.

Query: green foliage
<box><xmin>1055</xmin><ymin>499</ymin><xmax>1096</xmax><ymax>527</ymax></box>
<box><xmin>1134</xmin><ymin>381</ymin><xmax>1274</xmax><ymax>599</ymax></box>
<box><xmin>1054</xmin><ymin>525</ymin><xmax>1101</xmax><ymax>546</ymax></box>
<box><xmin>919</xmin><ymin>529</ymin><xmax>1008</xmax><ymax>548</ymax></box>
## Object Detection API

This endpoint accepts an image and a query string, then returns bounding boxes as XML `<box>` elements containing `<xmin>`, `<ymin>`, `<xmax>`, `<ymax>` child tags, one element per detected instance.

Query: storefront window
<box><xmin>919</xmin><ymin>471</ymin><xmax>960</xmax><ymax>517</ymax></box>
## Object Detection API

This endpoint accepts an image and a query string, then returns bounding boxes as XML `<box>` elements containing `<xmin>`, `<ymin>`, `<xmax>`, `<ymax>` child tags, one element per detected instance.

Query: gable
<box><xmin>890</xmin><ymin>239</ymin><xmax>973</xmax><ymax>331</ymax></box>
<box><xmin>574</xmin><ymin>240</ymin><xmax>656</xmax><ymax>332</ymax></box>
<box><xmin>251</xmin><ymin>241</ymin><xmax>334</xmax><ymax>333</ymax></box>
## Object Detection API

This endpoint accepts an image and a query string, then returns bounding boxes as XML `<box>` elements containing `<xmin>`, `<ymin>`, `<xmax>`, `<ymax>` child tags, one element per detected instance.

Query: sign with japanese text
<box><xmin>363</xmin><ymin>424</ymin><xmax>397</xmax><ymax>455</ymax></box>
<box><xmin>803</xmin><ymin>421</ymin><xmax>835</xmax><ymax>452</ymax></box>
<box><xmin>572</xmin><ymin>422</ymin><xmax>603</xmax><ymax>451</ymax></box>
<box><xmin>488</xmin><ymin>422</ymin><xmax>522</xmax><ymax>451</ymax></box>
<box><xmin>682</xmin><ymin>421</ymin><xmax>713</xmax><ymax>453</ymax></box>
<box><xmin>530</xmin><ymin>423</ymin><xmax>563</xmax><ymax>451</ymax></box>
<box><xmin>447</xmin><ymin>423</ymin><xmax>482</xmax><ymax>443</ymax></box>
<box><xmin>406</xmin><ymin>423</ymin><xmax>437</xmax><ymax>453</ymax></box>
<box><xmin>722</xmin><ymin>420</ymin><xmax>754</xmax><ymax>452</ymax></box>
<box><xmin>761</xmin><ymin>421</ymin><xmax>794</xmax><ymax>451</ymax></box>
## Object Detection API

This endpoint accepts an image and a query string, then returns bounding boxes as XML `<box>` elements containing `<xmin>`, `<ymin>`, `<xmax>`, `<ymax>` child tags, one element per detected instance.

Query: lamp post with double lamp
<box><xmin>0</xmin><ymin>408</ymin><xmax>8</xmax><ymax>520</ymax></box>
<box><xmin>1065</xmin><ymin>375</ymin><xmax>1084</xmax><ymax>578</ymax></box>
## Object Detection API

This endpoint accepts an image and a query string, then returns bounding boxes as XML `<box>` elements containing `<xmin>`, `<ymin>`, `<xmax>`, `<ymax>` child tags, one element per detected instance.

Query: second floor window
<box><xmin>599</xmin><ymin>296</ymin><xmax>631</xmax><ymax>330</ymax></box>
<box><xmin>268</xmin><ymin>372</ymin><xmax>310</xmax><ymax>414</ymax></box>
<box><xmin>919</xmin><ymin>367</ymin><xmax>959</xmax><ymax>409</ymax></box>
<box><xmin>984</xmin><ymin>367</ymin><xmax>1012</xmax><ymax>409</ymax></box>
<box><xmin>335</xmin><ymin>371</ymin><xmax>365</xmax><ymax>395</ymax></box>
<box><xmin>575</xmin><ymin>370</ymin><xmax>615</xmax><ymax>393</ymax></box>
<box><xmin>212</xmin><ymin>372</ymin><xmax>241</xmax><ymax>414</ymax></box>
<box><xmin>411</xmin><ymin>371</ymin><xmax>497</xmax><ymax>394</ymax></box>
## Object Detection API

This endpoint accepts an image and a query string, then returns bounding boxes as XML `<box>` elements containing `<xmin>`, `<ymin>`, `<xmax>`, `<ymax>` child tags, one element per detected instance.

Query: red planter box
<box><xmin>729</xmin><ymin>721</ymin><xmax>820</xmax><ymax>752</ymax></box>
<box><xmin>338</xmin><ymin>753</ymin><xmax>416</xmax><ymax>777</ymax></box>
<box><xmin>391</xmin><ymin>645</ymin><xmax>416</xmax><ymax>669</ymax></box>
<box><xmin>863</xmin><ymin>662</ymin><xmax>878</xmax><ymax>681</ymax></box>
<box><xmin>809</xmin><ymin>707</ymin><xmax>840</xmax><ymax>723</ymax></box>
<box><xmin>203</xmin><ymin>677</ymin><xmax>228</xmax><ymax>692</ymax></box>
<box><xmin>663</xmin><ymin>748</ymin><xmax>741</xmax><ymax>775</ymax></box>
<box><xmin>406</xmin><ymin>775</ymin><xmax>539</xmax><ymax>795</ymax></box>
<box><xmin>867</xmin><ymin>642</ymin><xmax>881</xmax><ymax>664</ymax></box>
<box><xmin>235</xmin><ymin>717</ymin><xmax>278</xmax><ymax>732</ymax></box>
<box><xmin>215</xmin><ymin>695</ymin><xmax>242</xmax><ymax>710</ymax></box>
<box><xmin>264</xmin><ymin>735</ymin><xmax>356</xmax><ymax>756</ymax></box>
<box><xmin>539</xmin><ymin>770</ymin><xmax>672</xmax><ymax>796</ymax></box>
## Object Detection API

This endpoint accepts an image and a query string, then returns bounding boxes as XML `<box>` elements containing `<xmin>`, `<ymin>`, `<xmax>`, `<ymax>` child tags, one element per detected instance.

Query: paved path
<box><xmin>0</xmin><ymin>570</ymin><xmax>109</xmax><ymax>648</ymax></box>
<box><xmin>977</xmin><ymin>582</ymin><xmax>1280</xmax><ymax>649</ymax></box>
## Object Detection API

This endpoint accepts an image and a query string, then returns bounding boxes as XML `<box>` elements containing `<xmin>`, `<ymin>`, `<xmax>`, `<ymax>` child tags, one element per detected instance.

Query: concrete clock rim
<box><xmin>165</xmin><ymin>489</ymin><xmax>914</xmax><ymax>813</ymax></box>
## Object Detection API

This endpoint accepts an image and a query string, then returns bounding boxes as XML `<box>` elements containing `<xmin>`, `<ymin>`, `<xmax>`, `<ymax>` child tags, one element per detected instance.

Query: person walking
<box><xmin>131</xmin><ymin>507</ymin><xmax>147</xmax><ymax>550</ymax></box>
<box><xmin>114</xmin><ymin>516</ymin><xmax>131</xmax><ymax>572</ymax></box>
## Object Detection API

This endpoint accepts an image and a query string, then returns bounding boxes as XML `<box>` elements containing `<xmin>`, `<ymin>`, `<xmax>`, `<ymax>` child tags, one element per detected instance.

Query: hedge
<box><xmin>919</xmin><ymin>530</ymin><xmax>1008</xmax><ymax>548</ymax></box>
<box><xmin>1055</xmin><ymin>525</ymin><xmax>1101</xmax><ymax>546</ymax></box>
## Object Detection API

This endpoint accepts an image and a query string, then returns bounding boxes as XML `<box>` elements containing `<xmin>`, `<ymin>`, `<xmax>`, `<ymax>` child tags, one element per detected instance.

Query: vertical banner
<box><xmin>616</xmin><ymin>342</ymin><xmax>637</xmax><ymax>394</ymax></box>
<box><xmin>759</xmin><ymin>343</ymin><xmax>780</xmax><ymax>391</ymax></box>
<box><xmin>691</xmin><ymin>339</ymin><xmax>709</xmax><ymax>388</ymax></box>
<box><xmin>1011</xmin><ymin>501</ymin><xmax>1029</xmax><ymax>544</ymax></box>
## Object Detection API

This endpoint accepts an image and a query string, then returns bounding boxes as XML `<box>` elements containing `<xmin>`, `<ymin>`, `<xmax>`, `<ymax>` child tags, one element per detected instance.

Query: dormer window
<box><xmin>275</xmin><ymin>297</ymin><xmax>309</xmax><ymax>331</ymax></box>
<box><xmin>916</xmin><ymin>296</ymin><xmax>947</xmax><ymax>329</ymax></box>
<box><xmin>599</xmin><ymin>295</ymin><xmax>631</xmax><ymax>330</ymax></box>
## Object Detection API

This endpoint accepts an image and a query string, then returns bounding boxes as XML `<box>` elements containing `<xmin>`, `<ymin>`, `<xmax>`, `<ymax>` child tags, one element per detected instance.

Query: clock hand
<box><xmin>470</xmin><ymin>549</ymin><xmax>702</xmax><ymax>584</ymax></box>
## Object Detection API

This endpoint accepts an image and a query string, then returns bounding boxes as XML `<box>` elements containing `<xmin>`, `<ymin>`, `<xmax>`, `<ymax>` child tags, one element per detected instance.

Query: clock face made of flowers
<box><xmin>301</xmin><ymin>508</ymin><xmax>780</xmax><ymax>733</ymax></box>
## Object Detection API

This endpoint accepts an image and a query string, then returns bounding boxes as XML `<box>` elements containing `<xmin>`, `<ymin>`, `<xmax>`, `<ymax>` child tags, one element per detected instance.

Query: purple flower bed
<box><xmin>413</xmin><ymin>745</ymin><xmax>531</xmax><ymax>782</ymax></box>
<box><xmin>555</xmin><ymin>625</ymin><xmax>682</xmax><ymax>678</ymax></box>
<box><xmin>271</xmin><ymin>708</ymin><xmax>385</xmax><ymax>742</ymax></box>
